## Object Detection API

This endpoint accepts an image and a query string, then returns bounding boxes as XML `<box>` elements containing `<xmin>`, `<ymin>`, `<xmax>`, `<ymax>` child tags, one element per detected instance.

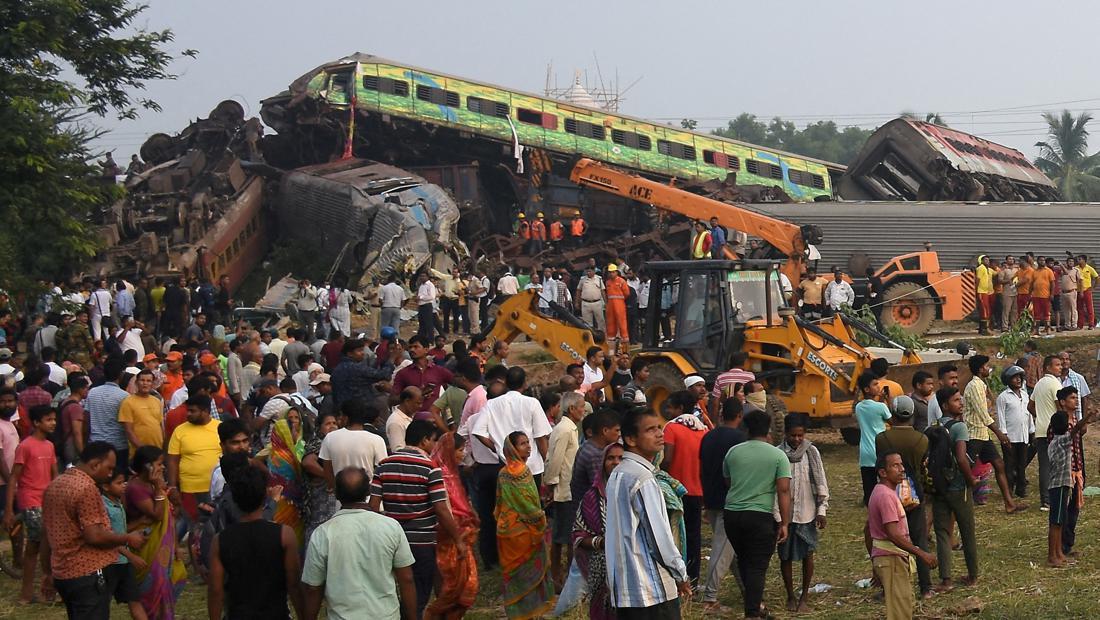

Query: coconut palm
<box><xmin>1034</xmin><ymin>110</ymin><xmax>1100</xmax><ymax>201</ymax></box>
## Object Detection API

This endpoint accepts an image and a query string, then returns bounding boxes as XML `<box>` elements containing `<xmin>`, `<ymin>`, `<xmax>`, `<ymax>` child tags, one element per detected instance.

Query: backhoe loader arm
<box><xmin>569</xmin><ymin>158</ymin><xmax>813</xmax><ymax>268</ymax></box>
<box><xmin>484</xmin><ymin>289</ymin><xmax>606</xmax><ymax>366</ymax></box>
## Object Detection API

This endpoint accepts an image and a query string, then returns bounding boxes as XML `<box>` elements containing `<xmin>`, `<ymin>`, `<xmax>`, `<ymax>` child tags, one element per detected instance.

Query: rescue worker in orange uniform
<box><xmin>570</xmin><ymin>213</ymin><xmax>587</xmax><ymax>247</ymax></box>
<box><xmin>516</xmin><ymin>212</ymin><xmax>530</xmax><ymax>239</ymax></box>
<box><xmin>549</xmin><ymin>219</ymin><xmax>564</xmax><ymax>244</ymax></box>
<box><xmin>605</xmin><ymin>263</ymin><xmax>631</xmax><ymax>344</ymax></box>
<box><xmin>530</xmin><ymin>211</ymin><xmax>548</xmax><ymax>255</ymax></box>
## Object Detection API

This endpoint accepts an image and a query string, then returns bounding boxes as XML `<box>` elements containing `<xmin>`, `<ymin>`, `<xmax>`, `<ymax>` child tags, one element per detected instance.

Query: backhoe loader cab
<box><xmin>638</xmin><ymin>260</ymin><xmax>792</xmax><ymax>411</ymax></box>
<box><xmin>641</xmin><ymin>260</ymin><xmax>787</xmax><ymax>369</ymax></box>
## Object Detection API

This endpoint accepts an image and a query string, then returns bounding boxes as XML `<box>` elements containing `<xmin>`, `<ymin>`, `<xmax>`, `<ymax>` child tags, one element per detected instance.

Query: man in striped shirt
<box><xmin>369</xmin><ymin>420</ymin><xmax>465</xmax><ymax>618</ymax></box>
<box><xmin>605</xmin><ymin>408</ymin><xmax>690</xmax><ymax>617</ymax></box>
<box><xmin>711</xmin><ymin>352</ymin><xmax>756</xmax><ymax>410</ymax></box>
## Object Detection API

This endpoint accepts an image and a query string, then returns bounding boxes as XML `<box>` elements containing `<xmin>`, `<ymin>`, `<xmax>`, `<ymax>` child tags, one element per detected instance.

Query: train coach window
<box><xmin>467</xmin><ymin>96</ymin><xmax>510</xmax><ymax>118</ymax></box>
<box><xmin>746</xmin><ymin>159</ymin><xmax>783</xmax><ymax>180</ymax></box>
<box><xmin>517</xmin><ymin>108</ymin><xmax>558</xmax><ymax>129</ymax></box>
<box><xmin>564</xmin><ymin>118</ymin><xmax>606</xmax><ymax>140</ymax></box>
<box><xmin>417</xmin><ymin>85</ymin><xmax>459</xmax><ymax>107</ymax></box>
<box><xmin>657</xmin><ymin>139</ymin><xmax>696</xmax><ymax>161</ymax></box>
<box><xmin>363</xmin><ymin>76</ymin><xmax>410</xmax><ymax>97</ymax></box>
<box><xmin>611</xmin><ymin>129</ymin><xmax>652</xmax><ymax>151</ymax></box>
<box><xmin>788</xmin><ymin>169</ymin><xmax>825</xmax><ymax>188</ymax></box>
<box><xmin>703</xmin><ymin>150</ymin><xmax>740</xmax><ymax>170</ymax></box>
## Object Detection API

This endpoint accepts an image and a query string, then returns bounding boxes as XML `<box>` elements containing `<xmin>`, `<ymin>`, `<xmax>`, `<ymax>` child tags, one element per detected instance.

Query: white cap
<box><xmin>684</xmin><ymin>375</ymin><xmax>705</xmax><ymax>388</ymax></box>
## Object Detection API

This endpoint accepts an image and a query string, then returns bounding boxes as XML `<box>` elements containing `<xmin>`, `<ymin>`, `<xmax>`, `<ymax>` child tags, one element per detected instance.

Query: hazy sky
<box><xmin>94</xmin><ymin>0</ymin><xmax>1100</xmax><ymax>162</ymax></box>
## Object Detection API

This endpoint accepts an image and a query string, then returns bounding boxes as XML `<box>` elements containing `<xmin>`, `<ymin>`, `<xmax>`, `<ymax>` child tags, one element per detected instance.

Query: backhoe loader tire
<box><xmin>840</xmin><ymin>427</ymin><xmax>860</xmax><ymax>446</ymax></box>
<box><xmin>644</xmin><ymin>361</ymin><xmax>686</xmax><ymax>416</ymax></box>
<box><xmin>880</xmin><ymin>281</ymin><xmax>935</xmax><ymax>337</ymax></box>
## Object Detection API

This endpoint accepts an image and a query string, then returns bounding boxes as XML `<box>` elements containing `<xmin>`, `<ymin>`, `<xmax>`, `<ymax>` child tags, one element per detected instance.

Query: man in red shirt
<box><xmin>392</xmin><ymin>335</ymin><xmax>454</xmax><ymax>414</ymax></box>
<box><xmin>662</xmin><ymin>390</ymin><xmax>708</xmax><ymax>588</ymax></box>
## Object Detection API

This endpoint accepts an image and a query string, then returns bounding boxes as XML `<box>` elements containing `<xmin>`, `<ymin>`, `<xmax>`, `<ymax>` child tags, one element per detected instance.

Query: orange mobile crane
<box><xmin>570</xmin><ymin>158</ymin><xmax>820</xmax><ymax>288</ymax></box>
<box><xmin>569</xmin><ymin>158</ymin><xmax>974</xmax><ymax>336</ymax></box>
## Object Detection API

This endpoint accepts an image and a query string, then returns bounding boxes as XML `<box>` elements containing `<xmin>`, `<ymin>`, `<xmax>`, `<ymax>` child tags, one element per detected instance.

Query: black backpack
<box><xmin>924</xmin><ymin>419</ymin><xmax>962</xmax><ymax>495</ymax></box>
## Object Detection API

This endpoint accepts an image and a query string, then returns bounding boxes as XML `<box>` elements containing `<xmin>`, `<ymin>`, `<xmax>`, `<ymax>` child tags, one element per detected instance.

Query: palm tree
<box><xmin>1034</xmin><ymin>110</ymin><xmax>1100</xmax><ymax>201</ymax></box>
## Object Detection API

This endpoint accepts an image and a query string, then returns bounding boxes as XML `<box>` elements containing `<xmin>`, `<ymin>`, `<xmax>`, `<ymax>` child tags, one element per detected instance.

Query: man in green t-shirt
<box><xmin>722</xmin><ymin>409</ymin><xmax>791</xmax><ymax>618</ymax></box>
<box><xmin>931</xmin><ymin>386</ymin><xmax>979</xmax><ymax>592</ymax></box>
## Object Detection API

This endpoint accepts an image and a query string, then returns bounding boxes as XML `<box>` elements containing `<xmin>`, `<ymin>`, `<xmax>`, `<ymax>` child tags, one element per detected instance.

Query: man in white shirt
<box><xmin>415</xmin><ymin>273</ymin><xmax>439</xmax><ymax>341</ymax></box>
<box><xmin>477</xmin><ymin>272</ymin><xmax>492</xmax><ymax>331</ymax></box>
<box><xmin>472</xmin><ymin>367</ymin><xmax>552</xmax><ymax>475</ymax></box>
<box><xmin>824</xmin><ymin>269</ymin><xmax>855</xmax><ymax>312</ymax></box>
<box><xmin>319</xmin><ymin>399</ymin><xmax>388</xmax><ymax>480</ymax></box>
<box><xmin>1029</xmin><ymin>354</ymin><xmax>1064</xmax><ymax>510</ymax></box>
<box><xmin>462</xmin><ymin>380</ymin><xmax>507</xmax><ymax>567</ymax></box>
<box><xmin>378</xmin><ymin>274</ymin><xmax>407</xmax><ymax>332</ymax></box>
<box><xmin>385</xmin><ymin>386</ymin><xmax>422</xmax><ymax>451</ymax></box>
<box><xmin>582</xmin><ymin>346</ymin><xmax>608</xmax><ymax>402</ymax></box>
<box><xmin>114</xmin><ymin>316</ymin><xmax>145</xmax><ymax>357</ymax></box>
<box><xmin>87</xmin><ymin>279</ymin><xmax>113</xmax><ymax>341</ymax></box>
<box><xmin>496</xmin><ymin>271</ymin><xmax>520</xmax><ymax>298</ymax></box>
<box><xmin>996</xmin><ymin>365</ymin><xmax>1033</xmax><ymax>499</ymax></box>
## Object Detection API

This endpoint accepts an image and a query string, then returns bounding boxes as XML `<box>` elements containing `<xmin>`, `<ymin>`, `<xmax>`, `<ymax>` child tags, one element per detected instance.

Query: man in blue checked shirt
<box><xmin>605</xmin><ymin>409</ymin><xmax>690</xmax><ymax>618</ymax></box>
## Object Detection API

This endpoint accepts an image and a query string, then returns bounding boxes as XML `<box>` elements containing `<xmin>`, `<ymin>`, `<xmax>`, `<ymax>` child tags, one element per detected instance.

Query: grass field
<box><xmin>3</xmin><ymin>430</ymin><xmax>1100</xmax><ymax>619</ymax></box>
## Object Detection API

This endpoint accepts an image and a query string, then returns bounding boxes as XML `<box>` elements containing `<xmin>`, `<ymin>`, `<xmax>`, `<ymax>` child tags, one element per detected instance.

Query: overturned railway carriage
<box><xmin>839</xmin><ymin>119</ymin><xmax>1060</xmax><ymax>202</ymax></box>
<box><xmin>261</xmin><ymin>54</ymin><xmax>842</xmax><ymax>197</ymax></box>
<box><xmin>259</xmin><ymin>54</ymin><xmax>844</xmax><ymax>241</ymax></box>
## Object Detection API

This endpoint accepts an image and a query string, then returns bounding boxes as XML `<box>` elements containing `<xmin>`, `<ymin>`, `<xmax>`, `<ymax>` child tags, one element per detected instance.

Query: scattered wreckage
<box><xmin>91</xmin><ymin>101</ymin><xmax>471</xmax><ymax>295</ymax></box>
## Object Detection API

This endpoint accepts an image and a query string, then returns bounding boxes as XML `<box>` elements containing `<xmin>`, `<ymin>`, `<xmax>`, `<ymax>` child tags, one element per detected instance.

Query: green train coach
<box><xmin>283</xmin><ymin>54</ymin><xmax>839</xmax><ymax>201</ymax></box>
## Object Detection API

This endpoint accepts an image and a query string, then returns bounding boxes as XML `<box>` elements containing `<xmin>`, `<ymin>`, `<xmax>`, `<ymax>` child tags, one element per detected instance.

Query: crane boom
<box><xmin>569</xmin><ymin>158</ymin><xmax>820</xmax><ymax>283</ymax></box>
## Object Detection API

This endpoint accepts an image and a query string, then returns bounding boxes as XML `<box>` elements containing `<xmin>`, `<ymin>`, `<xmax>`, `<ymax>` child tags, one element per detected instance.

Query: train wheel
<box><xmin>881</xmin><ymin>281</ymin><xmax>935</xmax><ymax>336</ymax></box>
<box><xmin>644</xmin><ymin>360</ymin><xmax>686</xmax><ymax>415</ymax></box>
<box><xmin>140</xmin><ymin>133</ymin><xmax>175</xmax><ymax>166</ymax></box>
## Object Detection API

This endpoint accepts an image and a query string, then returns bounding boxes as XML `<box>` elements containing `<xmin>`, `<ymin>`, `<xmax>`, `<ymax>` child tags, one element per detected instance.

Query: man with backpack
<box><xmin>929</xmin><ymin>386</ymin><xmax>979</xmax><ymax>591</ymax></box>
<box><xmin>875</xmin><ymin>395</ymin><xmax>932</xmax><ymax>599</ymax></box>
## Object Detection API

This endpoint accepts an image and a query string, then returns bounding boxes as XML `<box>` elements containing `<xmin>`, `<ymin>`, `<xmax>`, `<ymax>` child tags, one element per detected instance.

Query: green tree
<box><xmin>716</xmin><ymin>113</ymin><xmax>769</xmax><ymax>145</ymax></box>
<box><xmin>1034</xmin><ymin>110</ymin><xmax>1100</xmax><ymax>201</ymax></box>
<box><xmin>680</xmin><ymin>118</ymin><xmax>698</xmax><ymax>130</ymax></box>
<box><xmin>0</xmin><ymin>1</ymin><xmax>194</xmax><ymax>293</ymax></box>
<box><xmin>712</xmin><ymin>114</ymin><xmax>873</xmax><ymax>165</ymax></box>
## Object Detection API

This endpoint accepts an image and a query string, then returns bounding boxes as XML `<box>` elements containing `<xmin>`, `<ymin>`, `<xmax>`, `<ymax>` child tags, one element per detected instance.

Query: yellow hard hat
<box><xmin>537</xmin><ymin>212</ymin><xmax>544</xmax><ymax>218</ymax></box>
<box><xmin>607</xmin><ymin>263</ymin><xmax>618</xmax><ymax>272</ymax></box>
<box><xmin>518</xmin><ymin>213</ymin><xmax>526</xmax><ymax>219</ymax></box>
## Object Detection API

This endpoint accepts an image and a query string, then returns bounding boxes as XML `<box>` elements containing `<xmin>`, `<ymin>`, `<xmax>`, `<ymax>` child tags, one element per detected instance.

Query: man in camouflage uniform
<box><xmin>56</xmin><ymin>310</ymin><xmax>94</xmax><ymax>369</ymax></box>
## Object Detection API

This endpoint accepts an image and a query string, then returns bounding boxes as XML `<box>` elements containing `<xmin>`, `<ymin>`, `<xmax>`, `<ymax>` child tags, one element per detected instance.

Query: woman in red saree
<box><xmin>495</xmin><ymin>431</ymin><xmax>555</xmax><ymax>619</ymax></box>
<box><xmin>425</xmin><ymin>432</ymin><xmax>479</xmax><ymax>619</ymax></box>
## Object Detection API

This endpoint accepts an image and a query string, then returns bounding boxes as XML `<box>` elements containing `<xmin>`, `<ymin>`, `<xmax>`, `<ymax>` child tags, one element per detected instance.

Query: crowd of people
<box><xmin>0</xmin><ymin>260</ymin><xmax>1097</xmax><ymax>620</ymax></box>
<box><xmin>973</xmin><ymin>253</ymin><xmax>1100</xmax><ymax>335</ymax></box>
<box><xmin>855</xmin><ymin>345</ymin><xmax>1096</xmax><ymax>619</ymax></box>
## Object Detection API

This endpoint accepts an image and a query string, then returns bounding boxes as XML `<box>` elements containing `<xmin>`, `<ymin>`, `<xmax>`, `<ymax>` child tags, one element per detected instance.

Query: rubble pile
<box><xmin>92</xmin><ymin>100</ymin><xmax>266</xmax><ymax>280</ymax></box>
